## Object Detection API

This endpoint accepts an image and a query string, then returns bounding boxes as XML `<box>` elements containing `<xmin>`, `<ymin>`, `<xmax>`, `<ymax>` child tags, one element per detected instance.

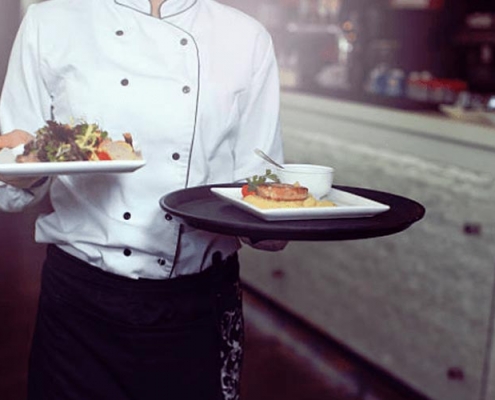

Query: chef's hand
<box><xmin>0</xmin><ymin>129</ymin><xmax>41</xmax><ymax>189</ymax></box>
<box><xmin>0</xmin><ymin>129</ymin><xmax>34</xmax><ymax>148</ymax></box>
<box><xmin>240</xmin><ymin>237</ymin><xmax>288</xmax><ymax>252</ymax></box>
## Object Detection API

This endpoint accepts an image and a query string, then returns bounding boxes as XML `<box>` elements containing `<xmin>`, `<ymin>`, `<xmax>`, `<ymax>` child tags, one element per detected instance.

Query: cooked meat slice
<box><xmin>16</xmin><ymin>152</ymin><xmax>40</xmax><ymax>163</ymax></box>
<box><xmin>98</xmin><ymin>141</ymin><xmax>140</xmax><ymax>160</ymax></box>
<box><xmin>256</xmin><ymin>183</ymin><xmax>308</xmax><ymax>201</ymax></box>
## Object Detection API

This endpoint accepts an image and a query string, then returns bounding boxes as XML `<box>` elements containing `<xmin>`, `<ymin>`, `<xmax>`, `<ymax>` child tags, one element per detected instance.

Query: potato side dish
<box><xmin>16</xmin><ymin>120</ymin><xmax>141</xmax><ymax>163</ymax></box>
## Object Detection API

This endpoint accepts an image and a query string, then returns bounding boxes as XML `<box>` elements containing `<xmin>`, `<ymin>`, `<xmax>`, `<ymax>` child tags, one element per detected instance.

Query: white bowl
<box><xmin>276</xmin><ymin>163</ymin><xmax>334</xmax><ymax>199</ymax></box>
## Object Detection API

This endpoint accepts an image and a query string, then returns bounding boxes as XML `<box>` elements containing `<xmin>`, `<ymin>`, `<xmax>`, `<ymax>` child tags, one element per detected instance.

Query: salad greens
<box><xmin>23</xmin><ymin>120</ymin><xmax>109</xmax><ymax>162</ymax></box>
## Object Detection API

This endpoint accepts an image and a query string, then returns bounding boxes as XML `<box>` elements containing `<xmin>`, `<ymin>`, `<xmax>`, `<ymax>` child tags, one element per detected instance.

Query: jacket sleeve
<box><xmin>0</xmin><ymin>5</ymin><xmax>52</xmax><ymax>212</ymax></box>
<box><xmin>232</xmin><ymin>29</ymin><xmax>284</xmax><ymax>182</ymax></box>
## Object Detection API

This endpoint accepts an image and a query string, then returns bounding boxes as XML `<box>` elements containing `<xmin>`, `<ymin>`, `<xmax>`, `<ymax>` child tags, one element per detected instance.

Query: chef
<box><xmin>0</xmin><ymin>0</ymin><xmax>284</xmax><ymax>399</ymax></box>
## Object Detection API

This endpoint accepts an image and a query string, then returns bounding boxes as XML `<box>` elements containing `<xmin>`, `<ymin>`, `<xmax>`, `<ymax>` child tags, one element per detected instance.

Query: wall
<box><xmin>0</xmin><ymin>0</ymin><xmax>20</xmax><ymax>93</ymax></box>
<box><xmin>0</xmin><ymin>5</ymin><xmax>44</xmax><ymax>399</ymax></box>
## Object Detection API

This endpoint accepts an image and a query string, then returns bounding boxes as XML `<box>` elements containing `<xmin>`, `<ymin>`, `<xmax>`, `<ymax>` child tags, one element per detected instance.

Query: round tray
<box><xmin>159</xmin><ymin>184</ymin><xmax>425</xmax><ymax>241</ymax></box>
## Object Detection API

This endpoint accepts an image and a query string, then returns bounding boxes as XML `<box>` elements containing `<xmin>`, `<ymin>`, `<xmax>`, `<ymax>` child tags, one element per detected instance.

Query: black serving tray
<box><xmin>159</xmin><ymin>184</ymin><xmax>425</xmax><ymax>241</ymax></box>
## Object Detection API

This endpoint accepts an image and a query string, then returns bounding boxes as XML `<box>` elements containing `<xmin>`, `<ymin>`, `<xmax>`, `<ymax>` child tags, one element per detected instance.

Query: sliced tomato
<box><xmin>241</xmin><ymin>184</ymin><xmax>256</xmax><ymax>197</ymax></box>
<box><xmin>96</xmin><ymin>151</ymin><xmax>112</xmax><ymax>161</ymax></box>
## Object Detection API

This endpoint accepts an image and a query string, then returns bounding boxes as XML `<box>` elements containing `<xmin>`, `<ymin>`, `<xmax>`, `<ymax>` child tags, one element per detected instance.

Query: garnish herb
<box><xmin>246</xmin><ymin>169</ymin><xmax>280</xmax><ymax>192</ymax></box>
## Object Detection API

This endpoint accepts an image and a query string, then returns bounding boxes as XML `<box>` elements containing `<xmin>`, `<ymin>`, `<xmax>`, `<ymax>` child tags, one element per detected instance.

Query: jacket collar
<box><xmin>114</xmin><ymin>0</ymin><xmax>198</xmax><ymax>18</ymax></box>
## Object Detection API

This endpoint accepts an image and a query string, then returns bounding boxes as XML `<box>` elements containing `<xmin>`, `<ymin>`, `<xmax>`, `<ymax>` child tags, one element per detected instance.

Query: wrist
<box><xmin>28</xmin><ymin>176</ymin><xmax>49</xmax><ymax>189</ymax></box>
<box><xmin>23</xmin><ymin>176</ymin><xmax>50</xmax><ymax>194</ymax></box>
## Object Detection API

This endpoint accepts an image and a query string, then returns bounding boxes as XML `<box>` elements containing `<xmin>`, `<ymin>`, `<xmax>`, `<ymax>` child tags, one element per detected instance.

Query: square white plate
<box><xmin>0</xmin><ymin>146</ymin><xmax>146</xmax><ymax>176</ymax></box>
<box><xmin>211</xmin><ymin>187</ymin><xmax>390</xmax><ymax>221</ymax></box>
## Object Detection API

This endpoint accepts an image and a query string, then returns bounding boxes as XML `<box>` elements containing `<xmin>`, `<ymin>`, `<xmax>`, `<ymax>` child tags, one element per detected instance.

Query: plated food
<box><xmin>241</xmin><ymin>169</ymin><xmax>336</xmax><ymax>209</ymax></box>
<box><xmin>211</xmin><ymin>186</ymin><xmax>390</xmax><ymax>221</ymax></box>
<box><xmin>16</xmin><ymin>120</ymin><xmax>141</xmax><ymax>163</ymax></box>
<box><xmin>0</xmin><ymin>120</ymin><xmax>146</xmax><ymax>176</ymax></box>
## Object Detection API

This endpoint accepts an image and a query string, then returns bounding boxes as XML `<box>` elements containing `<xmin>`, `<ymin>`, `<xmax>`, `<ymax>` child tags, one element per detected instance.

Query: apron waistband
<box><xmin>46</xmin><ymin>244</ymin><xmax>239</xmax><ymax>294</ymax></box>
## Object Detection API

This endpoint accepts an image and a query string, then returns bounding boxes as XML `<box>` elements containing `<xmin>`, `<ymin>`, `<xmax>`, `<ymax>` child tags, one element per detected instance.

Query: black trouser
<box><xmin>28</xmin><ymin>245</ymin><xmax>243</xmax><ymax>400</ymax></box>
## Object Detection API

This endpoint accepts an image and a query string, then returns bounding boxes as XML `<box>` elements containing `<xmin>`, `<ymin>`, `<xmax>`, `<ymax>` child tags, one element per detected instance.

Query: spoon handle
<box><xmin>254</xmin><ymin>148</ymin><xmax>284</xmax><ymax>169</ymax></box>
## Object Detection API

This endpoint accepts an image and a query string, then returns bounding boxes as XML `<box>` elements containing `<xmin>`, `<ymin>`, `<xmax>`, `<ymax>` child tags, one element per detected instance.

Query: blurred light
<box><xmin>342</xmin><ymin>21</ymin><xmax>353</xmax><ymax>31</ymax></box>
<box><xmin>346</xmin><ymin>33</ymin><xmax>357</xmax><ymax>42</ymax></box>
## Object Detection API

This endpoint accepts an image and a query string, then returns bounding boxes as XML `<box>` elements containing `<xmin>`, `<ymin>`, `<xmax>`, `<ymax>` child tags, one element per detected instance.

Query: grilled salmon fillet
<box><xmin>255</xmin><ymin>183</ymin><xmax>308</xmax><ymax>201</ymax></box>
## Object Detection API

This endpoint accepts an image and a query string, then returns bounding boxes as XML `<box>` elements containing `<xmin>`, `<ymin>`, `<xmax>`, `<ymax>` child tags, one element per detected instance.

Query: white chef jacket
<box><xmin>0</xmin><ymin>0</ymin><xmax>283</xmax><ymax>279</ymax></box>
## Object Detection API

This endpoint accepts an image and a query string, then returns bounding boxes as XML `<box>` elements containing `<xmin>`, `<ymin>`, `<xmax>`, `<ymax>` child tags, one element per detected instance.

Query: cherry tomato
<box><xmin>241</xmin><ymin>184</ymin><xmax>255</xmax><ymax>197</ymax></box>
<box><xmin>96</xmin><ymin>151</ymin><xmax>112</xmax><ymax>161</ymax></box>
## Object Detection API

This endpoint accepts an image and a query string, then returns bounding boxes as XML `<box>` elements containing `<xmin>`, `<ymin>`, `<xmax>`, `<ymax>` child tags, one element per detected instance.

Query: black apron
<box><xmin>28</xmin><ymin>245</ymin><xmax>243</xmax><ymax>400</ymax></box>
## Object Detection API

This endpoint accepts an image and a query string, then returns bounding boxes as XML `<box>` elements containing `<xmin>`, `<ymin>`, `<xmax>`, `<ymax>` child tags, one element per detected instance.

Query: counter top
<box><xmin>281</xmin><ymin>91</ymin><xmax>495</xmax><ymax>153</ymax></box>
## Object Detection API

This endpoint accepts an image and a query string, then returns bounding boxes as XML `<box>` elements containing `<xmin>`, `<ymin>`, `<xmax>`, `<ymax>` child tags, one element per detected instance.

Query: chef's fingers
<box><xmin>240</xmin><ymin>237</ymin><xmax>288</xmax><ymax>252</ymax></box>
<box><xmin>0</xmin><ymin>174</ymin><xmax>41</xmax><ymax>189</ymax></box>
<box><xmin>0</xmin><ymin>130</ymin><xmax>34</xmax><ymax>149</ymax></box>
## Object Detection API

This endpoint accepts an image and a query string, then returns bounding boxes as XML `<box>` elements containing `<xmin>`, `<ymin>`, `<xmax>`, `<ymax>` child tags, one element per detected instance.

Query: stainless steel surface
<box><xmin>241</xmin><ymin>92</ymin><xmax>495</xmax><ymax>400</ymax></box>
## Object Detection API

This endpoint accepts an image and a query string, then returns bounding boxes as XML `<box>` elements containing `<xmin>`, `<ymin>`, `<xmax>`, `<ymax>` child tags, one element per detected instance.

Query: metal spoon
<box><xmin>254</xmin><ymin>148</ymin><xmax>284</xmax><ymax>169</ymax></box>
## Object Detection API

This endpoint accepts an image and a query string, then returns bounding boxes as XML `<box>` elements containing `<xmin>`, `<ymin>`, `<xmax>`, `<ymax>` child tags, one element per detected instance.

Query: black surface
<box><xmin>159</xmin><ymin>184</ymin><xmax>425</xmax><ymax>241</ymax></box>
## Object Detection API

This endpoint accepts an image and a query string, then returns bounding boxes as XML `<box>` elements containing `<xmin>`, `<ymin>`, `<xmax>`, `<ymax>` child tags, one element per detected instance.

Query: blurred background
<box><xmin>224</xmin><ymin>0</ymin><xmax>495</xmax><ymax>111</ymax></box>
<box><xmin>1</xmin><ymin>1</ymin><xmax>495</xmax><ymax>400</ymax></box>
